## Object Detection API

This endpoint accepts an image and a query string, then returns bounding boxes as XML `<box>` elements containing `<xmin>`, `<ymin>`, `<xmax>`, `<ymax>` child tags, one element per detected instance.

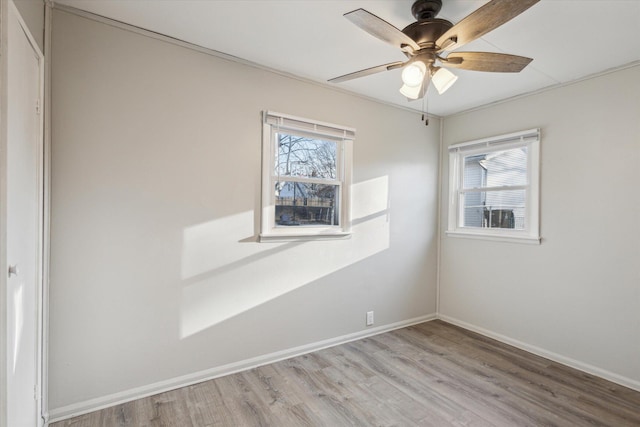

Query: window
<box><xmin>447</xmin><ymin>128</ymin><xmax>540</xmax><ymax>244</ymax></box>
<box><xmin>260</xmin><ymin>111</ymin><xmax>354</xmax><ymax>241</ymax></box>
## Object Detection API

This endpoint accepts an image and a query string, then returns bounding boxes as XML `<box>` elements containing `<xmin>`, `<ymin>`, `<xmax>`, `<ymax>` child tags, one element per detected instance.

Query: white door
<box><xmin>6</xmin><ymin>2</ymin><xmax>44</xmax><ymax>426</ymax></box>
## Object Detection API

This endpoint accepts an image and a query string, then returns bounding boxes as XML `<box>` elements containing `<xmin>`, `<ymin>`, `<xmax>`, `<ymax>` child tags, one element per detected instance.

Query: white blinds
<box><xmin>449</xmin><ymin>128</ymin><xmax>539</xmax><ymax>152</ymax></box>
<box><xmin>264</xmin><ymin>111</ymin><xmax>356</xmax><ymax>140</ymax></box>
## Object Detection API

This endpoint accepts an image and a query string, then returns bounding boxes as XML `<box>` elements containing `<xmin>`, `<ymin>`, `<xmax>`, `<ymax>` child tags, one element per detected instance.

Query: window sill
<box><xmin>259</xmin><ymin>232</ymin><xmax>352</xmax><ymax>243</ymax></box>
<box><xmin>446</xmin><ymin>230</ymin><xmax>541</xmax><ymax>245</ymax></box>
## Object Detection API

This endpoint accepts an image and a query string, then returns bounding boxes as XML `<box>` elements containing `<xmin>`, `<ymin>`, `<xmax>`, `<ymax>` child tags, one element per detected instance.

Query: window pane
<box><xmin>275</xmin><ymin>133</ymin><xmax>337</xmax><ymax>180</ymax></box>
<box><xmin>461</xmin><ymin>189</ymin><xmax>526</xmax><ymax>230</ymax></box>
<box><xmin>275</xmin><ymin>181</ymin><xmax>340</xmax><ymax>226</ymax></box>
<box><xmin>463</xmin><ymin>147</ymin><xmax>528</xmax><ymax>189</ymax></box>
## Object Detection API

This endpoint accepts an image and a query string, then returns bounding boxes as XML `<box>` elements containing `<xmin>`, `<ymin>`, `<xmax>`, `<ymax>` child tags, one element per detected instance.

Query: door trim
<box><xmin>1</xmin><ymin>2</ymin><xmax>46</xmax><ymax>426</ymax></box>
<box><xmin>0</xmin><ymin>0</ymin><xmax>9</xmax><ymax>423</ymax></box>
<box><xmin>41</xmin><ymin>2</ymin><xmax>52</xmax><ymax>424</ymax></box>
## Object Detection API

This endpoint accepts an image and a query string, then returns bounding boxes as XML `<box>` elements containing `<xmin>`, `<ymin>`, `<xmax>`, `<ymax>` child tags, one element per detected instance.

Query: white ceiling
<box><xmin>55</xmin><ymin>0</ymin><xmax>640</xmax><ymax>116</ymax></box>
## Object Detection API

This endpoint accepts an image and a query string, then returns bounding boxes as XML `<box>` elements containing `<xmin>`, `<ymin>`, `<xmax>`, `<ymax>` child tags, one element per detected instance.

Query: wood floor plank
<box><xmin>410</xmin><ymin>325</ymin><xmax>626</xmax><ymax>426</ymax></box>
<box><xmin>215</xmin><ymin>371</ymin><xmax>275</xmax><ymax>426</ymax></box>
<box><xmin>237</xmin><ymin>368</ymin><xmax>317</xmax><ymax>426</ymax></box>
<box><xmin>52</xmin><ymin>320</ymin><xmax>640</xmax><ymax>426</ymax></box>
<box><xmin>359</xmin><ymin>347</ymin><xmax>534</xmax><ymax>426</ymax></box>
<box><xmin>422</xmin><ymin>323</ymin><xmax>640</xmax><ymax>426</ymax></box>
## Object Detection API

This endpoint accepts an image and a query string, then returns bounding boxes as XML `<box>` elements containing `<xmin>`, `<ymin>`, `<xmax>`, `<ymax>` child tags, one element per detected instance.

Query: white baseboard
<box><xmin>437</xmin><ymin>314</ymin><xmax>640</xmax><ymax>393</ymax></box>
<box><xmin>47</xmin><ymin>313</ymin><xmax>436</xmax><ymax>423</ymax></box>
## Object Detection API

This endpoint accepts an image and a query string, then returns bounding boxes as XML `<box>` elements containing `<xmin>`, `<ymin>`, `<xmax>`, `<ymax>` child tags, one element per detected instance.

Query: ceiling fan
<box><xmin>329</xmin><ymin>0</ymin><xmax>539</xmax><ymax>101</ymax></box>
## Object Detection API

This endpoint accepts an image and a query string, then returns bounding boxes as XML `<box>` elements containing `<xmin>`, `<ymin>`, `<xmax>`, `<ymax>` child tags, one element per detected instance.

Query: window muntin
<box><xmin>261</xmin><ymin>112</ymin><xmax>353</xmax><ymax>241</ymax></box>
<box><xmin>447</xmin><ymin>129</ymin><xmax>540</xmax><ymax>243</ymax></box>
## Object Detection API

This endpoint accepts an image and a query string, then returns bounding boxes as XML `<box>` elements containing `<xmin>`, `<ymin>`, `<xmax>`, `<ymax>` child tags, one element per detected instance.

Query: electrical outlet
<box><xmin>366</xmin><ymin>311</ymin><xmax>374</xmax><ymax>326</ymax></box>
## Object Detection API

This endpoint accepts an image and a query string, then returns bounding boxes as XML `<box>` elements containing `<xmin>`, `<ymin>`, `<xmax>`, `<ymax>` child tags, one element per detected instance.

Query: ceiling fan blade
<box><xmin>443</xmin><ymin>52</ymin><xmax>532</xmax><ymax>72</ymax></box>
<box><xmin>328</xmin><ymin>61</ymin><xmax>405</xmax><ymax>84</ymax></box>
<box><xmin>345</xmin><ymin>9</ymin><xmax>421</xmax><ymax>53</ymax></box>
<box><xmin>436</xmin><ymin>0</ymin><xmax>540</xmax><ymax>52</ymax></box>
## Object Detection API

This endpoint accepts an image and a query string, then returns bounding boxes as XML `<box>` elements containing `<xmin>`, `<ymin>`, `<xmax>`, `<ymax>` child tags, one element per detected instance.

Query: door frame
<box><xmin>1</xmin><ymin>1</ymin><xmax>46</xmax><ymax>426</ymax></box>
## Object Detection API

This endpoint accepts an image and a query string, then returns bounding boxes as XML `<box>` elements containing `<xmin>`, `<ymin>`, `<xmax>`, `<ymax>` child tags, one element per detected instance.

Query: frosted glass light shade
<box><xmin>399</xmin><ymin>83</ymin><xmax>422</xmax><ymax>99</ymax></box>
<box><xmin>431</xmin><ymin>67</ymin><xmax>458</xmax><ymax>94</ymax></box>
<box><xmin>401</xmin><ymin>61</ymin><xmax>426</xmax><ymax>87</ymax></box>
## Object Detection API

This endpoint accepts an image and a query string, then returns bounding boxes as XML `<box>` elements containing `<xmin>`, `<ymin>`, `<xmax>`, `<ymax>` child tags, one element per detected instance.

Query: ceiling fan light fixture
<box><xmin>401</xmin><ymin>61</ymin><xmax>427</xmax><ymax>87</ymax></box>
<box><xmin>431</xmin><ymin>66</ymin><xmax>458</xmax><ymax>94</ymax></box>
<box><xmin>399</xmin><ymin>83</ymin><xmax>422</xmax><ymax>99</ymax></box>
<box><xmin>400</xmin><ymin>71</ymin><xmax>430</xmax><ymax>100</ymax></box>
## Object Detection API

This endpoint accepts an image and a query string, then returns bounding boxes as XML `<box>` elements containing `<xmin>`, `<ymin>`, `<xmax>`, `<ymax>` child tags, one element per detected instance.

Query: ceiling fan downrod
<box><xmin>411</xmin><ymin>0</ymin><xmax>443</xmax><ymax>21</ymax></box>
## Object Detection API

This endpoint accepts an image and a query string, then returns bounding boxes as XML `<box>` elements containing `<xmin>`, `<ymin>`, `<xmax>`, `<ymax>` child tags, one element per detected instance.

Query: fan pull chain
<box><xmin>421</xmin><ymin>91</ymin><xmax>429</xmax><ymax>126</ymax></box>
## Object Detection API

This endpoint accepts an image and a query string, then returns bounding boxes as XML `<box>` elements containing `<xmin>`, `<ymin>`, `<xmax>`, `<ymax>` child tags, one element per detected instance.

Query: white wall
<box><xmin>48</xmin><ymin>9</ymin><xmax>440</xmax><ymax>414</ymax></box>
<box><xmin>440</xmin><ymin>65</ymin><xmax>640</xmax><ymax>389</ymax></box>
<box><xmin>12</xmin><ymin>0</ymin><xmax>44</xmax><ymax>53</ymax></box>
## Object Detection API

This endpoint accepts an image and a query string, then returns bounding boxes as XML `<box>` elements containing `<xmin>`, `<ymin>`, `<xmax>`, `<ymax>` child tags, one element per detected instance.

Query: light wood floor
<box><xmin>52</xmin><ymin>320</ymin><xmax>640</xmax><ymax>426</ymax></box>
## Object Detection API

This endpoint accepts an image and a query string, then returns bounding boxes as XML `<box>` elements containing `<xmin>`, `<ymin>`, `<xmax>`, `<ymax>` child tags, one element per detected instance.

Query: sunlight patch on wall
<box><xmin>181</xmin><ymin>210</ymin><xmax>259</xmax><ymax>280</ymax></box>
<box><xmin>180</xmin><ymin>176</ymin><xmax>390</xmax><ymax>338</ymax></box>
<box><xmin>351</xmin><ymin>175</ymin><xmax>389</xmax><ymax>222</ymax></box>
<box><xmin>11</xmin><ymin>283</ymin><xmax>24</xmax><ymax>374</ymax></box>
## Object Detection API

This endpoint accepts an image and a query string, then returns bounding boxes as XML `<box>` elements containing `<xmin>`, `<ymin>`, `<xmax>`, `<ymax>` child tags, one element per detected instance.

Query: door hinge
<box><xmin>35</xmin><ymin>99</ymin><xmax>41</xmax><ymax>115</ymax></box>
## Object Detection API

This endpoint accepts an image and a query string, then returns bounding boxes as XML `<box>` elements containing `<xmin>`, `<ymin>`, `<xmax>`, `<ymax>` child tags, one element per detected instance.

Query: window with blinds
<box><xmin>260</xmin><ymin>111</ymin><xmax>354</xmax><ymax>241</ymax></box>
<box><xmin>447</xmin><ymin>129</ymin><xmax>541</xmax><ymax>244</ymax></box>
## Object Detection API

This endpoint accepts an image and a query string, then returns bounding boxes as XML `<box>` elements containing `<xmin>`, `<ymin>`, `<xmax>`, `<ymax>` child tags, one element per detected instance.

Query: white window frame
<box><xmin>260</xmin><ymin>111</ymin><xmax>354</xmax><ymax>242</ymax></box>
<box><xmin>447</xmin><ymin>128</ymin><xmax>541</xmax><ymax>244</ymax></box>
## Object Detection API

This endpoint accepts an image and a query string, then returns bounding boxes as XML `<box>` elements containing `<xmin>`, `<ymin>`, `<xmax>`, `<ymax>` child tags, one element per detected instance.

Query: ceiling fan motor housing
<box><xmin>402</xmin><ymin>19</ymin><xmax>452</xmax><ymax>52</ymax></box>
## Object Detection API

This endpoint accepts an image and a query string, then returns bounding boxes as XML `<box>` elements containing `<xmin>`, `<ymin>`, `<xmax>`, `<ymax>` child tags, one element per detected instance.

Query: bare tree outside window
<box><xmin>276</xmin><ymin>134</ymin><xmax>337</xmax><ymax>179</ymax></box>
<box><xmin>274</xmin><ymin>133</ymin><xmax>340</xmax><ymax>226</ymax></box>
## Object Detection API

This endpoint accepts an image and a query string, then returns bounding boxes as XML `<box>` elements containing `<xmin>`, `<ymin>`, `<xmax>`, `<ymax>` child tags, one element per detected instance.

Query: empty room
<box><xmin>1</xmin><ymin>0</ymin><xmax>639</xmax><ymax>426</ymax></box>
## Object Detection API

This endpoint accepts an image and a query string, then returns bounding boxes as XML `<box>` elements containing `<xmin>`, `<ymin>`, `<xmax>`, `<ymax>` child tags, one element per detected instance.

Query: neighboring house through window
<box><xmin>260</xmin><ymin>111</ymin><xmax>353</xmax><ymax>241</ymax></box>
<box><xmin>447</xmin><ymin>128</ymin><xmax>540</xmax><ymax>244</ymax></box>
